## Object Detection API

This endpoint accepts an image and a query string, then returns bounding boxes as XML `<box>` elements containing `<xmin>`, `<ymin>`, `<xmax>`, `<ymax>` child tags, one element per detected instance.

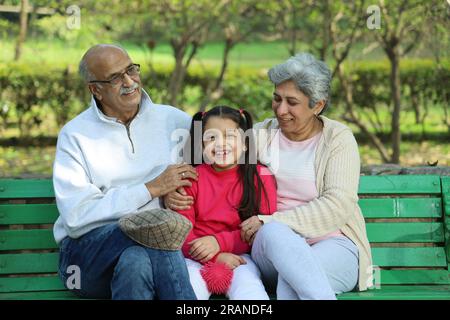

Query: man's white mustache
<box><xmin>120</xmin><ymin>82</ymin><xmax>139</xmax><ymax>95</ymax></box>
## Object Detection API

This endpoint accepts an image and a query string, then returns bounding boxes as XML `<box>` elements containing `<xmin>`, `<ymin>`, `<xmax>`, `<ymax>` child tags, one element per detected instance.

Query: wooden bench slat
<box><xmin>5</xmin><ymin>270</ymin><xmax>443</xmax><ymax>293</ymax></box>
<box><xmin>0</xmin><ymin>253</ymin><xmax>58</xmax><ymax>274</ymax></box>
<box><xmin>338</xmin><ymin>285</ymin><xmax>450</xmax><ymax>300</ymax></box>
<box><xmin>359</xmin><ymin>198</ymin><xmax>442</xmax><ymax>218</ymax></box>
<box><xmin>1</xmin><ymin>176</ymin><xmax>441</xmax><ymax>198</ymax></box>
<box><xmin>1</xmin><ymin>248</ymin><xmax>445</xmax><ymax>275</ymax></box>
<box><xmin>441</xmin><ymin>177</ymin><xmax>450</xmax><ymax>263</ymax></box>
<box><xmin>372</xmin><ymin>247</ymin><xmax>447</xmax><ymax>267</ymax></box>
<box><xmin>0</xmin><ymin>180</ymin><xmax>54</xmax><ymax>199</ymax></box>
<box><xmin>0</xmin><ymin>222</ymin><xmax>444</xmax><ymax>251</ymax></box>
<box><xmin>0</xmin><ymin>290</ymin><xmax>79</xmax><ymax>300</ymax></box>
<box><xmin>377</xmin><ymin>269</ymin><xmax>450</xmax><ymax>285</ymax></box>
<box><xmin>3</xmin><ymin>199</ymin><xmax>443</xmax><ymax>223</ymax></box>
<box><xmin>0</xmin><ymin>275</ymin><xmax>65</xmax><ymax>293</ymax></box>
<box><xmin>366</xmin><ymin>222</ymin><xmax>444</xmax><ymax>243</ymax></box>
<box><xmin>0</xmin><ymin>229</ymin><xmax>57</xmax><ymax>250</ymax></box>
<box><xmin>1</xmin><ymin>286</ymin><xmax>449</xmax><ymax>300</ymax></box>
<box><xmin>2</xmin><ymin>270</ymin><xmax>444</xmax><ymax>294</ymax></box>
<box><xmin>0</xmin><ymin>204</ymin><xmax>58</xmax><ymax>225</ymax></box>
<box><xmin>0</xmin><ymin>224</ymin><xmax>442</xmax><ymax>252</ymax></box>
<box><xmin>359</xmin><ymin>175</ymin><xmax>441</xmax><ymax>194</ymax></box>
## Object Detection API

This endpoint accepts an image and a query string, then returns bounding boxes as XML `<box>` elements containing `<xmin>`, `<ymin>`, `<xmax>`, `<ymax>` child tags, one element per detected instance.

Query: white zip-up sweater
<box><xmin>52</xmin><ymin>90</ymin><xmax>191</xmax><ymax>244</ymax></box>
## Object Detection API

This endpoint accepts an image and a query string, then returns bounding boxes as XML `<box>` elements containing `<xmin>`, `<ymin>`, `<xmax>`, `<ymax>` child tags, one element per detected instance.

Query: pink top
<box><xmin>276</xmin><ymin>131</ymin><xmax>342</xmax><ymax>245</ymax></box>
<box><xmin>177</xmin><ymin>163</ymin><xmax>277</xmax><ymax>262</ymax></box>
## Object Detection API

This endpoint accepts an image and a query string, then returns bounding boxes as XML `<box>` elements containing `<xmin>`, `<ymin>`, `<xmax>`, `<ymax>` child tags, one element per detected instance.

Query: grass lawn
<box><xmin>0</xmin><ymin>37</ymin><xmax>396</xmax><ymax>70</ymax></box>
<box><xmin>0</xmin><ymin>38</ymin><xmax>292</xmax><ymax>68</ymax></box>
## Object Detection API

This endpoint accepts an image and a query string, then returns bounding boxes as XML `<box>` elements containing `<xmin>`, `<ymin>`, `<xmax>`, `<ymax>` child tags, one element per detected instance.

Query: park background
<box><xmin>0</xmin><ymin>0</ymin><xmax>449</xmax><ymax>178</ymax></box>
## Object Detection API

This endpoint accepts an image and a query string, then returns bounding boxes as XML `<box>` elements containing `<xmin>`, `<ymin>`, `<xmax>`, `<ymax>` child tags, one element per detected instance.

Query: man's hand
<box><xmin>164</xmin><ymin>187</ymin><xmax>194</xmax><ymax>211</ymax></box>
<box><xmin>215</xmin><ymin>253</ymin><xmax>247</xmax><ymax>270</ymax></box>
<box><xmin>145</xmin><ymin>164</ymin><xmax>197</xmax><ymax>198</ymax></box>
<box><xmin>240</xmin><ymin>216</ymin><xmax>263</xmax><ymax>245</ymax></box>
<box><xmin>189</xmin><ymin>236</ymin><xmax>220</xmax><ymax>263</ymax></box>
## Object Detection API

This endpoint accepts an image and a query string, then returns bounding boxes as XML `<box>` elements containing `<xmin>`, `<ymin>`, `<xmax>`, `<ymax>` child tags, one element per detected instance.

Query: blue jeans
<box><xmin>58</xmin><ymin>223</ymin><xmax>196</xmax><ymax>300</ymax></box>
<box><xmin>251</xmin><ymin>222</ymin><xmax>359</xmax><ymax>300</ymax></box>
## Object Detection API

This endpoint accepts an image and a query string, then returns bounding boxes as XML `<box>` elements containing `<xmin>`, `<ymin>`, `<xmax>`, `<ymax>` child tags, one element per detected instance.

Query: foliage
<box><xmin>0</xmin><ymin>62</ymin><xmax>88</xmax><ymax>136</ymax></box>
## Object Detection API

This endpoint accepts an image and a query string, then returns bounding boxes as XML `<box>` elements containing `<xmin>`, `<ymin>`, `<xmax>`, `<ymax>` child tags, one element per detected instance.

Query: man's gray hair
<box><xmin>78</xmin><ymin>58</ymin><xmax>94</xmax><ymax>83</ymax></box>
<box><xmin>268</xmin><ymin>53</ymin><xmax>332</xmax><ymax>113</ymax></box>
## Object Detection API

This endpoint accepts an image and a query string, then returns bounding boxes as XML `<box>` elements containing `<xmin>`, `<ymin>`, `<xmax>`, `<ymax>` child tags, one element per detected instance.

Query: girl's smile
<box><xmin>203</xmin><ymin>117</ymin><xmax>245</xmax><ymax>172</ymax></box>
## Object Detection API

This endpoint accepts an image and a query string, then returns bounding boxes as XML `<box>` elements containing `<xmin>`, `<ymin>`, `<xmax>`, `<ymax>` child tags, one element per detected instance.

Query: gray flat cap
<box><xmin>119</xmin><ymin>208</ymin><xmax>192</xmax><ymax>251</ymax></box>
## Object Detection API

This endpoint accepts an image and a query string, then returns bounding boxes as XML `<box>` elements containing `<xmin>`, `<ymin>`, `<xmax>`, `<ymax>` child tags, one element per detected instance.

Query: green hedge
<box><xmin>0</xmin><ymin>62</ymin><xmax>88</xmax><ymax>136</ymax></box>
<box><xmin>342</xmin><ymin>60</ymin><xmax>449</xmax><ymax>110</ymax></box>
<box><xmin>0</xmin><ymin>59</ymin><xmax>448</xmax><ymax>136</ymax></box>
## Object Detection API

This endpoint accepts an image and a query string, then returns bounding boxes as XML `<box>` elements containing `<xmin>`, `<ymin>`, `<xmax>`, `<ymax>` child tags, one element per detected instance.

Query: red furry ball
<box><xmin>200</xmin><ymin>261</ymin><xmax>233</xmax><ymax>294</ymax></box>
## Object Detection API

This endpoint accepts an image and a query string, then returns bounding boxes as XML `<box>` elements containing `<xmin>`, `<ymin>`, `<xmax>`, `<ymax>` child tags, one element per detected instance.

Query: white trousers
<box><xmin>251</xmin><ymin>222</ymin><xmax>359</xmax><ymax>300</ymax></box>
<box><xmin>185</xmin><ymin>254</ymin><xmax>269</xmax><ymax>300</ymax></box>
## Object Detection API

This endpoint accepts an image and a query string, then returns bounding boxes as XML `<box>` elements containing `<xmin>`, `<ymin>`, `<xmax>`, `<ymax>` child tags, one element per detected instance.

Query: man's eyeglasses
<box><xmin>89</xmin><ymin>64</ymin><xmax>141</xmax><ymax>86</ymax></box>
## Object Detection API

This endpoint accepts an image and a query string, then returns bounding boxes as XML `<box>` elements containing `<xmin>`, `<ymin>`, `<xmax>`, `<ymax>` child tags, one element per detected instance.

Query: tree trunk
<box><xmin>199</xmin><ymin>38</ymin><xmax>234</xmax><ymax>111</ymax></box>
<box><xmin>167</xmin><ymin>43</ymin><xmax>186</xmax><ymax>107</ymax></box>
<box><xmin>411</xmin><ymin>92</ymin><xmax>421</xmax><ymax>124</ymax></box>
<box><xmin>442</xmin><ymin>90</ymin><xmax>450</xmax><ymax>133</ymax></box>
<box><xmin>288</xmin><ymin>2</ymin><xmax>297</xmax><ymax>56</ymax></box>
<box><xmin>167</xmin><ymin>41</ymin><xmax>199</xmax><ymax>107</ymax></box>
<box><xmin>337</xmin><ymin>64</ymin><xmax>391</xmax><ymax>163</ymax></box>
<box><xmin>14</xmin><ymin>0</ymin><xmax>29</xmax><ymax>61</ymax></box>
<box><xmin>318</xmin><ymin>0</ymin><xmax>331</xmax><ymax>61</ymax></box>
<box><xmin>388</xmin><ymin>49</ymin><xmax>402</xmax><ymax>164</ymax></box>
<box><xmin>167</xmin><ymin>58</ymin><xmax>185</xmax><ymax>107</ymax></box>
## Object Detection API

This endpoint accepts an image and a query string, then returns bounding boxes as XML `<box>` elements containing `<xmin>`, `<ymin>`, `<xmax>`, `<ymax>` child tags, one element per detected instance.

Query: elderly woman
<box><xmin>239</xmin><ymin>53</ymin><xmax>372</xmax><ymax>300</ymax></box>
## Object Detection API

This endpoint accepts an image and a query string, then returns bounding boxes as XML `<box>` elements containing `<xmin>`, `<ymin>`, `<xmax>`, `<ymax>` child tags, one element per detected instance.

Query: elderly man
<box><xmin>53</xmin><ymin>44</ymin><xmax>197</xmax><ymax>300</ymax></box>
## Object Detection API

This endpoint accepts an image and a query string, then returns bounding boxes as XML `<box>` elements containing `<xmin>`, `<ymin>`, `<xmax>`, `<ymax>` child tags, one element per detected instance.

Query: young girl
<box><xmin>175</xmin><ymin>105</ymin><xmax>277</xmax><ymax>300</ymax></box>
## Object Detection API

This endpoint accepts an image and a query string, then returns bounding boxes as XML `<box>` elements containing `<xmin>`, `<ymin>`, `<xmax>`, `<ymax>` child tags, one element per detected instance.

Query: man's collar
<box><xmin>91</xmin><ymin>89</ymin><xmax>153</xmax><ymax>123</ymax></box>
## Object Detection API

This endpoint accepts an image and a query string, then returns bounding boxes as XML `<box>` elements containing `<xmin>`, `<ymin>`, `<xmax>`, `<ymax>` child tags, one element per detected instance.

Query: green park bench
<box><xmin>0</xmin><ymin>175</ymin><xmax>449</xmax><ymax>300</ymax></box>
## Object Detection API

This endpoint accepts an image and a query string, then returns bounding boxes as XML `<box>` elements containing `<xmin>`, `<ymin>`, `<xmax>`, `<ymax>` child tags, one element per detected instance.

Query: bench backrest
<box><xmin>0</xmin><ymin>180</ymin><xmax>63</xmax><ymax>294</ymax></box>
<box><xmin>359</xmin><ymin>175</ymin><xmax>450</xmax><ymax>287</ymax></box>
<box><xmin>1</xmin><ymin>175</ymin><xmax>449</xmax><ymax>294</ymax></box>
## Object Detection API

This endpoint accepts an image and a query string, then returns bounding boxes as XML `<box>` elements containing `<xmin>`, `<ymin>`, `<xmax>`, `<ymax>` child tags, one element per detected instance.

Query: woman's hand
<box><xmin>164</xmin><ymin>187</ymin><xmax>194</xmax><ymax>211</ymax></box>
<box><xmin>215</xmin><ymin>253</ymin><xmax>247</xmax><ymax>270</ymax></box>
<box><xmin>189</xmin><ymin>236</ymin><xmax>220</xmax><ymax>263</ymax></box>
<box><xmin>240</xmin><ymin>216</ymin><xmax>263</xmax><ymax>245</ymax></box>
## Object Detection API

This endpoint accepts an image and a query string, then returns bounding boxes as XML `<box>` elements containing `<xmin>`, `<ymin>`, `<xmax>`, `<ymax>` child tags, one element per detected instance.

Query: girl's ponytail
<box><xmin>237</xmin><ymin>108</ymin><xmax>269</xmax><ymax>221</ymax></box>
<box><xmin>188</xmin><ymin>111</ymin><xmax>204</xmax><ymax>165</ymax></box>
<box><xmin>240</xmin><ymin>109</ymin><xmax>253</xmax><ymax>129</ymax></box>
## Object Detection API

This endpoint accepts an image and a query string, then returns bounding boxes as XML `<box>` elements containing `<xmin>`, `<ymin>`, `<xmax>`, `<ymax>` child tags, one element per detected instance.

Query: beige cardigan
<box><xmin>254</xmin><ymin>115</ymin><xmax>373</xmax><ymax>291</ymax></box>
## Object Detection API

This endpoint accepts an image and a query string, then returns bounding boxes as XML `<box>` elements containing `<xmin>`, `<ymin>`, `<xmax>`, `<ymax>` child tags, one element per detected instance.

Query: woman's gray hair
<box><xmin>268</xmin><ymin>53</ymin><xmax>332</xmax><ymax>113</ymax></box>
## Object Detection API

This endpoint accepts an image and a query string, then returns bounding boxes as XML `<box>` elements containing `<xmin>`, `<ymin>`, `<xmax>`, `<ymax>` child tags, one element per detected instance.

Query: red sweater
<box><xmin>177</xmin><ymin>163</ymin><xmax>277</xmax><ymax>262</ymax></box>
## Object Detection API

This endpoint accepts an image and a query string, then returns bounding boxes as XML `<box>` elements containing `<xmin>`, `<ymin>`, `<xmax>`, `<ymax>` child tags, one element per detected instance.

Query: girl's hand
<box><xmin>164</xmin><ymin>187</ymin><xmax>194</xmax><ymax>211</ymax></box>
<box><xmin>215</xmin><ymin>253</ymin><xmax>247</xmax><ymax>270</ymax></box>
<box><xmin>189</xmin><ymin>236</ymin><xmax>220</xmax><ymax>263</ymax></box>
<box><xmin>240</xmin><ymin>216</ymin><xmax>263</xmax><ymax>244</ymax></box>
